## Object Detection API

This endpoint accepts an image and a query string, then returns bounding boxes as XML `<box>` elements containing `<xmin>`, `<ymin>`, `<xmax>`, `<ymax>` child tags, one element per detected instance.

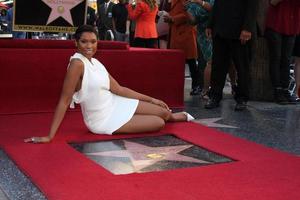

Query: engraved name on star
<box><xmin>41</xmin><ymin>0</ymin><xmax>84</xmax><ymax>25</ymax></box>
<box><xmin>86</xmin><ymin>140</ymin><xmax>211</xmax><ymax>173</ymax></box>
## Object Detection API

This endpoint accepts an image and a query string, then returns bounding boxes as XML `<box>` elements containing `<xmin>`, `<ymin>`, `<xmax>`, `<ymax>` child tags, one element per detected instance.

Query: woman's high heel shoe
<box><xmin>183</xmin><ymin>112</ymin><xmax>195</xmax><ymax>121</ymax></box>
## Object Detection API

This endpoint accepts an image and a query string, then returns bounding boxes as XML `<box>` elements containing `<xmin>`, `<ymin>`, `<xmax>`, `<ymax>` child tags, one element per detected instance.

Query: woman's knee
<box><xmin>159</xmin><ymin>109</ymin><xmax>172</xmax><ymax>121</ymax></box>
<box><xmin>136</xmin><ymin>101</ymin><xmax>171</xmax><ymax>121</ymax></box>
<box><xmin>153</xmin><ymin>116</ymin><xmax>166</xmax><ymax>131</ymax></box>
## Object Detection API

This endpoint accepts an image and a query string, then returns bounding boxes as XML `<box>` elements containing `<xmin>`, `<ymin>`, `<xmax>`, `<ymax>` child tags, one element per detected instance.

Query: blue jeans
<box><xmin>265</xmin><ymin>28</ymin><xmax>296</xmax><ymax>89</ymax></box>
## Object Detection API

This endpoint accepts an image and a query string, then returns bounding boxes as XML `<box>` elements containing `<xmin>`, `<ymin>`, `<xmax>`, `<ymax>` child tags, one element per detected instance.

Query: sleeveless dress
<box><xmin>69</xmin><ymin>53</ymin><xmax>139</xmax><ymax>134</ymax></box>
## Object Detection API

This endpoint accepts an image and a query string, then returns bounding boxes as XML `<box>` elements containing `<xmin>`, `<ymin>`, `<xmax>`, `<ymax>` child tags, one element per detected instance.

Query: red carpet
<box><xmin>1</xmin><ymin>112</ymin><xmax>300</xmax><ymax>200</ymax></box>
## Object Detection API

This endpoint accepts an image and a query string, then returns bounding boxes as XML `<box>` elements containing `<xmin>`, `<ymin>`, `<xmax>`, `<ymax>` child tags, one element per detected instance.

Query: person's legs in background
<box><xmin>129</xmin><ymin>20</ymin><xmax>136</xmax><ymax>46</ymax></box>
<box><xmin>145</xmin><ymin>38</ymin><xmax>158</xmax><ymax>48</ymax></box>
<box><xmin>265</xmin><ymin>28</ymin><xmax>297</xmax><ymax>104</ymax></box>
<box><xmin>231</xmin><ymin>39</ymin><xmax>251</xmax><ymax>111</ymax></box>
<box><xmin>133</xmin><ymin>37</ymin><xmax>144</xmax><ymax>47</ymax></box>
<box><xmin>295</xmin><ymin>57</ymin><xmax>300</xmax><ymax>97</ymax></box>
<box><xmin>265</xmin><ymin>29</ymin><xmax>284</xmax><ymax>103</ymax></box>
<box><xmin>134</xmin><ymin>38</ymin><xmax>157</xmax><ymax>48</ymax></box>
<box><xmin>201</xmin><ymin>61</ymin><xmax>211</xmax><ymax>99</ymax></box>
<box><xmin>292</xmin><ymin>35</ymin><xmax>300</xmax><ymax>98</ymax></box>
<box><xmin>228</xmin><ymin>62</ymin><xmax>237</xmax><ymax>96</ymax></box>
<box><xmin>205</xmin><ymin>36</ymin><xmax>231</xmax><ymax>109</ymax></box>
<box><xmin>197</xmin><ymin>46</ymin><xmax>206</xmax><ymax>96</ymax></box>
<box><xmin>187</xmin><ymin>58</ymin><xmax>201</xmax><ymax>95</ymax></box>
<box><xmin>197</xmin><ymin>31</ymin><xmax>212</xmax><ymax>99</ymax></box>
<box><xmin>158</xmin><ymin>35</ymin><xmax>168</xmax><ymax>49</ymax></box>
<box><xmin>280</xmin><ymin>34</ymin><xmax>297</xmax><ymax>102</ymax></box>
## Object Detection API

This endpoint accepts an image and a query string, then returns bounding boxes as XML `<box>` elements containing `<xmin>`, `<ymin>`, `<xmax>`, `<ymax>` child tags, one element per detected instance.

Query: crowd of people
<box><xmin>101</xmin><ymin>0</ymin><xmax>299</xmax><ymax>111</ymax></box>
<box><xmin>2</xmin><ymin>0</ymin><xmax>299</xmax><ymax>110</ymax></box>
<box><xmin>98</xmin><ymin>0</ymin><xmax>299</xmax><ymax>111</ymax></box>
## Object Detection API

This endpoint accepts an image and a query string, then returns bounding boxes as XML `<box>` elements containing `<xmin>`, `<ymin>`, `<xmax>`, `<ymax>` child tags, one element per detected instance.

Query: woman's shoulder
<box><xmin>70</xmin><ymin>52</ymin><xmax>84</xmax><ymax>59</ymax></box>
<box><xmin>69</xmin><ymin>58</ymin><xmax>84</xmax><ymax>70</ymax></box>
<box><xmin>70</xmin><ymin>57</ymin><xmax>83</xmax><ymax>64</ymax></box>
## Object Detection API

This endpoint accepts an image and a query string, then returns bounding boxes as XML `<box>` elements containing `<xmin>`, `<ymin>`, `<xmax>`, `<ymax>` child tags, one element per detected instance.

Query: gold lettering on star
<box><xmin>146</xmin><ymin>153</ymin><xmax>165</xmax><ymax>159</ymax></box>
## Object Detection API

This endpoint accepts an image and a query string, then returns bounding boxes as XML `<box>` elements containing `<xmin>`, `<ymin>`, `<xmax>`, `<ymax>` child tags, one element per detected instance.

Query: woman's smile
<box><xmin>76</xmin><ymin>32</ymin><xmax>98</xmax><ymax>59</ymax></box>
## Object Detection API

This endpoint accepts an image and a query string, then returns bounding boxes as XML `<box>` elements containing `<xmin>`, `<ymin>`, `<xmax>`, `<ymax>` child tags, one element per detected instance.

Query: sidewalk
<box><xmin>184</xmin><ymin>76</ymin><xmax>300</xmax><ymax>155</ymax></box>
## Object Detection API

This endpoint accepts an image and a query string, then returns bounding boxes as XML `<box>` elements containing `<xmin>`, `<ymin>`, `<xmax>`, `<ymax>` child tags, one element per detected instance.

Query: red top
<box><xmin>127</xmin><ymin>1</ymin><xmax>158</xmax><ymax>38</ymax></box>
<box><xmin>266</xmin><ymin>0</ymin><xmax>300</xmax><ymax>35</ymax></box>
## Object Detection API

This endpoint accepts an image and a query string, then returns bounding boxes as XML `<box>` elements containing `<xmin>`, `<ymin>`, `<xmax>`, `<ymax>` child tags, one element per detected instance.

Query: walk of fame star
<box><xmin>194</xmin><ymin>117</ymin><xmax>237</xmax><ymax>128</ymax></box>
<box><xmin>85</xmin><ymin>140</ymin><xmax>211</xmax><ymax>174</ymax></box>
<box><xmin>41</xmin><ymin>0</ymin><xmax>84</xmax><ymax>25</ymax></box>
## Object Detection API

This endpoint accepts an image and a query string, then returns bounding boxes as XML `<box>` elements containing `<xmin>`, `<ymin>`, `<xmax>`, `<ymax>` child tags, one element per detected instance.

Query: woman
<box><xmin>164</xmin><ymin>0</ymin><xmax>201</xmax><ymax>96</ymax></box>
<box><xmin>25</xmin><ymin>25</ymin><xmax>193</xmax><ymax>144</ymax></box>
<box><xmin>157</xmin><ymin>0</ymin><xmax>171</xmax><ymax>49</ymax></box>
<box><xmin>185</xmin><ymin>0</ymin><xmax>214</xmax><ymax>98</ymax></box>
<box><xmin>127</xmin><ymin>0</ymin><xmax>158</xmax><ymax>48</ymax></box>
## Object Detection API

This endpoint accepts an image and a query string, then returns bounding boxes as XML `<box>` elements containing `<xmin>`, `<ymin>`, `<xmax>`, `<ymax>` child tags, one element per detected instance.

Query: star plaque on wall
<box><xmin>13</xmin><ymin>0</ymin><xmax>87</xmax><ymax>33</ymax></box>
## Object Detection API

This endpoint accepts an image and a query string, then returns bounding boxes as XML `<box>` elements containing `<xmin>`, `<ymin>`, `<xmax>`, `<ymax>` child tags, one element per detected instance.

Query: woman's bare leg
<box><xmin>203</xmin><ymin>61</ymin><xmax>212</xmax><ymax>92</ymax></box>
<box><xmin>168</xmin><ymin>112</ymin><xmax>188</xmax><ymax>122</ymax></box>
<box><xmin>134</xmin><ymin>101</ymin><xmax>172</xmax><ymax>121</ymax></box>
<box><xmin>114</xmin><ymin>101</ymin><xmax>189</xmax><ymax>133</ymax></box>
<box><xmin>135</xmin><ymin>101</ymin><xmax>189</xmax><ymax>122</ymax></box>
<box><xmin>115</xmin><ymin>115</ymin><xmax>165</xmax><ymax>133</ymax></box>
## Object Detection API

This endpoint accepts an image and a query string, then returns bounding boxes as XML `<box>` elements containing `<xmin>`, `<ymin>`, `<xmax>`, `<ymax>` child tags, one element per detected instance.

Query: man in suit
<box><xmin>97</xmin><ymin>0</ymin><xmax>115</xmax><ymax>40</ymax></box>
<box><xmin>87</xmin><ymin>6</ymin><xmax>97</xmax><ymax>26</ymax></box>
<box><xmin>112</xmin><ymin>0</ymin><xmax>128</xmax><ymax>42</ymax></box>
<box><xmin>205</xmin><ymin>0</ymin><xmax>258</xmax><ymax>111</ymax></box>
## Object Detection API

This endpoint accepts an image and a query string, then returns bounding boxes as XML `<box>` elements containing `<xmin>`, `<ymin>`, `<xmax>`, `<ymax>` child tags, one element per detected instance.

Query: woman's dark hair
<box><xmin>74</xmin><ymin>25</ymin><xmax>98</xmax><ymax>41</ymax></box>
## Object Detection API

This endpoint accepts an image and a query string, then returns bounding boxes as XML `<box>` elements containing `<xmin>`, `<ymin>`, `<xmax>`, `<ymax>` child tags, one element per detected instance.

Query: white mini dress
<box><xmin>69</xmin><ymin>53</ymin><xmax>139</xmax><ymax>134</ymax></box>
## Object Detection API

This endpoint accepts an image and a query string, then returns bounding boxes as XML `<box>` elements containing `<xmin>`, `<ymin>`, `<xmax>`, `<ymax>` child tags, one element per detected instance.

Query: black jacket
<box><xmin>208</xmin><ymin>0</ymin><xmax>258</xmax><ymax>39</ymax></box>
<box><xmin>97</xmin><ymin>1</ymin><xmax>115</xmax><ymax>31</ymax></box>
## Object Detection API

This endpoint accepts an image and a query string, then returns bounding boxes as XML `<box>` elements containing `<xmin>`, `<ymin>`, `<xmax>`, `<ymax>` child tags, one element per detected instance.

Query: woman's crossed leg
<box><xmin>114</xmin><ymin>101</ymin><xmax>188</xmax><ymax>133</ymax></box>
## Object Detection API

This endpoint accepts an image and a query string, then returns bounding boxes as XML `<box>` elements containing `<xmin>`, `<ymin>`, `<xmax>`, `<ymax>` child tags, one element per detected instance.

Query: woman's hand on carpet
<box><xmin>24</xmin><ymin>136</ymin><xmax>52</xmax><ymax>143</ymax></box>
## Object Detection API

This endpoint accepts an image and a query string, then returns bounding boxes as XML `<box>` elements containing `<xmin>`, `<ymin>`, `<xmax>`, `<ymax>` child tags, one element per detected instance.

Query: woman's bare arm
<box><xmin>24</xmin><ymin>59</ymin><xmax>84</xmax><ymax>143</ymax></box>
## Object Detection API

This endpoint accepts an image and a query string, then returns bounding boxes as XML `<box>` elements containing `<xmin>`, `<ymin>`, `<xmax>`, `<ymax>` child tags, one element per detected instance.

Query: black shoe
<box><xmin>204</xmin><ymin>98</ymin><xmax>219</xmax><ymax>109</ymax></box>
<box><xmin>282</xmin><ymin>89</ymin><xmax>300</xmax><ymax>104</ymax></box>
<box><xmin>274</xmin><ymin>95</ymin><xmax>289</xmax><ymax>105</ymax></box>
<box><xmin>190</xmin><ymin>86</ymin><xmax>202</xmax><ymax>96</ymax></box>
<box><xmin>234</xmin><ymin>101</ymin><xmax>247</xmax><ymax>111</ymax></box>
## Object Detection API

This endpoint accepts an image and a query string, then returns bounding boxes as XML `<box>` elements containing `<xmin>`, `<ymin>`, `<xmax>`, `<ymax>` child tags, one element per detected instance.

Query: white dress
<box><xmin>69</xmin><ymin>53</ymin><xmax>139</xmax><ymax>134</ymax></box>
